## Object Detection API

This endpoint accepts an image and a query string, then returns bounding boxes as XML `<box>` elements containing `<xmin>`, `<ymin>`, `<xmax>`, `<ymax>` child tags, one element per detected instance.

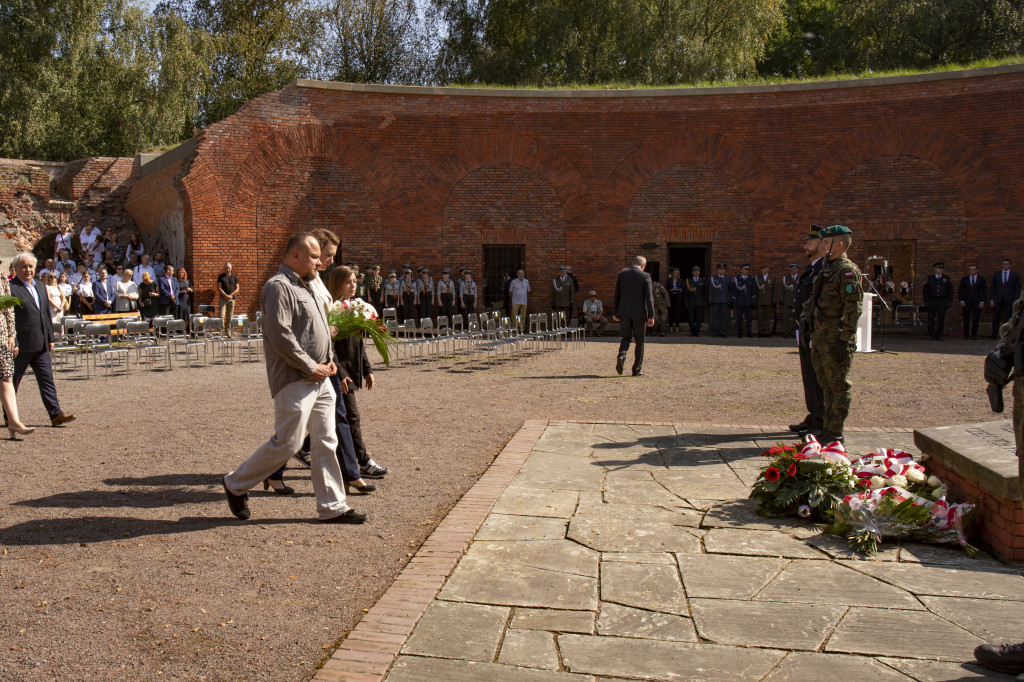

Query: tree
<box><xmin>319</xmin><ymin>0</ymin><xmax>433</xmax><ymax>84</ymax></box>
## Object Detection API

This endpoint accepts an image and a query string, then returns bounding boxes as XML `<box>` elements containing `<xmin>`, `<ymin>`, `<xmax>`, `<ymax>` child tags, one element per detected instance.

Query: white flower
<box><xmin>887</xmin><ymin>474</ymin><xmax>908</xmax><ymax>488</ymax></box>
<box><xmin>869</xmin><ymin>476</ymin><xmax>886</xmax><ymax>489</ymax></box>
<box><xmin>906</xmin><ymin>468</ymin><xmax>926</xmax><ymax>484</ymax></box>
<box><xmin>825</xmin><ymin>468</ymin><xmax>833</xmax><ymax>476</ymax></box>
<box><xmin>927</xmin><ymin>475</ymin><xmax>943</xmax><ymax>488</ymax></box>
<box><xmin>932</xmin><ymin>487</ymin><xmax>947</xmax><ymax>500</ymax></box>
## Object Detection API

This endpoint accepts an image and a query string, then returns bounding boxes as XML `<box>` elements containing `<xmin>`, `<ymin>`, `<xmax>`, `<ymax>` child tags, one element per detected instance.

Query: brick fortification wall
<box><xmin>125</xmin><ymin>65</ymin><xmax>1024</xmax><ymax>314</ymax></box>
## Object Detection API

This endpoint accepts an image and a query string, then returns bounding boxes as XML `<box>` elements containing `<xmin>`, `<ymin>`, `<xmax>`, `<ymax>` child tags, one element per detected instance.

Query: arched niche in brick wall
<box><xmin>788</xmin><ymin>124</ymin><xmax>1003</xmax><ymax>223</ymax></box>
<box><xmin>600</xmin><ymin>133</ymin><xmax>783</xmax><ymax>266</ymax></box>
<box><xmin>1008</xmin><ymin>166</ymin><xmax>1024</xmax><ymax>216</ymax></box>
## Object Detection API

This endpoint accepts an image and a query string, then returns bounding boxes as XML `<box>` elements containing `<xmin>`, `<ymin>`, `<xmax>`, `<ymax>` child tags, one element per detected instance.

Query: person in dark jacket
<box><xmin>958</xmin><ymin>264</ymin><xmax>987</xmax><ymax>340</ymax></box>
<box><xmin>612</xmin><ymin>256</ymin><xmax>655</xmax><ymax>377</ymax></box>
<box><xmin>683</xmin><ymin>266</ymin><xmax>707</xmax><ymax>337</ymax></box>
<box><xmin>730</xmin><ymin>264</ymin><xmax>757</xmax><ymax>338</ymax></box>
<box><xmin>990</xmin><ymin>259</ymin><xmax>1021</xmax><ymax>339</ymax></box>
<box><xmin>922</xmin><ymin>261</ymin><xmax>954</xmax><ymax>340</ymax></box>
<box><xmin>666</xmin><ymin>268</ymin><xmax>685</xmax><ymax>333</ymax></box>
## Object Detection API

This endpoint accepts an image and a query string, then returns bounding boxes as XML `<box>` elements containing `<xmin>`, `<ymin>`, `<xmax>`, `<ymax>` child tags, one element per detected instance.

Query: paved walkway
<box><xmin>316</xmin><ymin>421</ymin><xmax>1024</xmax><ymax>682</ymax></box>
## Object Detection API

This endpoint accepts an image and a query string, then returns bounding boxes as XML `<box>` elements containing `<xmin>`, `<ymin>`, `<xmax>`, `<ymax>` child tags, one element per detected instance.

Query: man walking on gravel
<box><xmin>222</xmin><ymin>233</ymin><xmax>366</xmax><ymax>524</ymax></box>
<box><xmin>613</xmin><ymin>255</ymin><xmax>655</xmax><ymax>377</ymax></box>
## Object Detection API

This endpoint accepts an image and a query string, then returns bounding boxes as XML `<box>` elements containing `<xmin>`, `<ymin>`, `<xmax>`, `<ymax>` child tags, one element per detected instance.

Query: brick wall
<box><xmin>124</xmin><ymin>66</ymin><xmax>1024</xmax><ymax>315</ymax></box>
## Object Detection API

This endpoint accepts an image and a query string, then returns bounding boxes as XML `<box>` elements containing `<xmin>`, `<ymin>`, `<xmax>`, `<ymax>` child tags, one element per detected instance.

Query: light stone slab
<box><xmin>385</xmin><ymin>656</ymin><xmax>595</xmax><ymax>682</ymax></box>
<box><xmin>465</xmin><ymin>540</ymin><xmax>599</xmax><ymax>578</ymax></box>
<box><xmin>920</xmin><ymin>595</ymin><xmax>1024</xmax><ymax>643</ymax></box>
<box><xmin>439</xmin><ymin>555</ymin><xmax>598</xmax><ymax>610</ymax></box>
<box><xmin>592</xmin><ymin>424</ymin><xmax>644</xmax><ymax>442</ymax></box>
<box><xmin>877</xmin><ymin>657</ymin><xmax>1015</xmax><ymax>681</ymax></box>
<box><xmin>510</xmin><ymin>608</ymin><xmax>595</xmax><ymax>634</ymax></box>
<box><xmin>512</xmin><ymin>469</ymin><xmax>605</xmax><ymax>491</ymax></box>
<box><xmin>661</xmin><ymin>447</ymin><xmax>727</xmax><ymax>467</ymax></box>
<box><xmin>577</xmin><ymin>500</ymin><xmax>702</xmax><ymax>527</ymax></box>
<box><xmin>700</xmin><ymin>499</ymin><xmax>820</xmax><ymax>536</ymax></box>
<box><xmin>475</xmin><ymin>514</ymin><xmax>568</xmax><ymax>541</ymax></box>
<box><xmin>840</xmin><ymin>561</ymin><xmax>1024</xmax><ymax>601</ymax></box>
<box><xmin>676</xmin><ymin>553</ymin><xmax>787</xmax><ymax>599</ymax></box>
<box><xmin>826</xmin><ymin>607</ymin><xmax>986</xmax><ymax>661</ymax></box>
<box><xmin>703</xmin><ymin>528</ymin><xmax>825</xmax><ymax>559</ymax></box>
<box><xmin>689</xmin><ymin>598</ymin><xmax>846</xmax><ymax>650</ymax></box>
<box><xmin>600</xmin><ymin>562</ymin><xmax>688</xmax><ymax>616</ymax></box>
<box><xmin>558</xmin><ymin>634</ymin><xmax>783</xmax><ymax>680</ymax></box>
<box><xmin>497</xmin><ymin>629</ymin><xmax>561</xmax><ymax>670</ymax></box>
<box><xmin>602</xmin><ymin>479</ymin><xmax>686</xmax><ymax>507</ymax></box>
<box><xmin>898</xmin><ymin>544</ymin><xmax>1019</xmax><ymax>572</ymax></box>
<box><xmin>402</xmin><ymin>601</ymin><xmax>510</xmax><ymax>661</ymax></box>
<box><xmin>567</xmin><ymin>517</ymin><xmax>701</xmax><ymax>553</ymax></box>
<box><xmin>602</xmin><ymin>552</ymin><xmax>676</xmax><ymax>564</ymax></box>
<box><xmin>755</xmin><ymin>560</ymin><xmax>923</xmax><ymax>609</ymax></box>
<box><xmin>531</xmin><ymin>439</ymin><xmax>596</xmax><ymax>457</ymax></box>
<box><xmin>491</xmin><ymin>487</ymin><xmax>579</xmax><ymax>518</ymax></box>
<box><xmin>803</xmin><ymin>533</ymin><xmax>900</xmax><ymax>561</ymax></box>
<box><xmin>762</xmin><ymin>652</ymin><xmax>913</xmax><ymax>681</ymax></box>
<box><xmin>597</xmin><ymin>602</ymin><xmax>697</xmax><ymax>642</ymax></box>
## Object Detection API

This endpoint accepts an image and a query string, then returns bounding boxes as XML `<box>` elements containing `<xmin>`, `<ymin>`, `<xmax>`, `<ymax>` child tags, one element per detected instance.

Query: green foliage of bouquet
<box><xmin>749</xmin><ymin>443</ymin><xmax>857</xmax><ymax>520</ymax></box>
<box><xmin>828</xmin><ymin>494</ymin><xmax>979</xmax><ymax>557</ymax></box>
<box><xmin>326</xmin><ymin>298</ymin><xmax>393</xmax><ymax>366</ymax></box>
<box><xmin>0</xmin><ymin>296</ymin><xmax>23</xmax><ymax>310</ymax></box>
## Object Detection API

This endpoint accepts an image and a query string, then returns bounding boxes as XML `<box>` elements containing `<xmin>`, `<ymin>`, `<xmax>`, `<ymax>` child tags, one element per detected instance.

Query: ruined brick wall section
<box><xmin>138</xmin><ymin>69</ymin><xmax>1024</xmax><ymax>315</ymax></box>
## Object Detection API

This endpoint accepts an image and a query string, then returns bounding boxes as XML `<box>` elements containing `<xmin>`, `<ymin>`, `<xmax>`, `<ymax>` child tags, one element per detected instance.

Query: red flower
<box><xmin>788</xmin><ymin>463</ymin><xmax>798</xmax><ymax>477</ymax></box>
<box><xmin>858</xmin><ymin>478</ymin><xmax>871</xmax><ymax>488</ymax></box>
<box><xmin>792</xmin><ymin>452</ymin><xmax>807</xmax><ymax>460</ymax></box>
<box><xmin>767</xmin><ymin>446</ymin><xmax>784</xmax><ymax>455</ymax></box>
<box><xmin>765</xmin><ymin>468</ymin><xmax>781</xmax><ymax>482</ymax></box>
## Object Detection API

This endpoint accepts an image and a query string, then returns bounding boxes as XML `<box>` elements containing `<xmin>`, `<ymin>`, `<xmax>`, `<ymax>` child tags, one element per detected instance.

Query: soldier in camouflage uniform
<box><xmin>802</xmin><ymin>224</ymin><xmax>863</xmax><ymax>443</ymax></box>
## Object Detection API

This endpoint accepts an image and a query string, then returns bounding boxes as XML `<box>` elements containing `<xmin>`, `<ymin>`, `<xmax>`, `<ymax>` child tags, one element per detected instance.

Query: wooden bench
<box><xmin>82</xmin><ymin>312</ymin><xmax>141</xmax><ymax>336</ymax></box>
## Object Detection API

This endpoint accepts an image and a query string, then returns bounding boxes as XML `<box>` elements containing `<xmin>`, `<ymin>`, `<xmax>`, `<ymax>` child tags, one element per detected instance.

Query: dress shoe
<box><xmin>975</xmin><ymin>642</ymin><xmax>1024</xmax><ymax>675</ymax></box>
<box><xmin>360</xmin><ymin>460</ymin><xmax>388</xmax><ymax>478</ymax></box>
<box><xmin>346</xmin><ymin>481</ymin><xmax>376</xmax><ymax>495</ymax></box>
<box><xmin>814</xmin><ymin>431</ymin><xmax>844</xmax><ymax>444</ymax></box>
<box><xmin>320</xmin><ymin>509</ymin><xmax>368</xmax><ymax>524</ymax></box>
<box><xmin>223</xmin><ymin>476</ymin><xmax>251</xmax><ymax>520</ymax></box>
<box><xmin>263</xmin><ymin>479</ymin><xmax>294</xmax><ymax>495</ymax></box>
<box><xmin>615</xmin><ymin>354</ymin><xmax>625</xmax><ymax>375</ymax></box>
<box><xmin>7</xmin><ymin>425</ymin><xmax>36</xmax><ymax>439</ymax></box>
<box><xmin>632</xmin><ymin>370</ymin><xmax>644</xmax><ymax>376</ymax></box>
<box><xmin>789</xmin><ymin>420</ymin><xmax>811</xmax><ymax>433</ymax></box>
<box><xmin>293</xmin><ymin>451</ymin><xmax>311</xmax><ymax>468</ymax></box>
<box><xmin>50</xmin><ymin>412</ymin><xmax>76</xmax><ymax>427</ymax></box>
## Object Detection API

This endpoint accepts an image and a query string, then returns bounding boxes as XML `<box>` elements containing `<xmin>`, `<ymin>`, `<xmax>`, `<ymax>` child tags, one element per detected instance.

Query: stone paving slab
<box><xmin>322</xmin><ymin>421</ymin><xmax>1024</xmax><ymax>682</ymax></box>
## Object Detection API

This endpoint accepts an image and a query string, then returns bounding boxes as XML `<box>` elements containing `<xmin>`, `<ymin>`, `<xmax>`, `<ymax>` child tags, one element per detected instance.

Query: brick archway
<box><xmin>789</xmin><ymin>124</ymin><xmax>1003</xmax><ymax>221</ymax></box>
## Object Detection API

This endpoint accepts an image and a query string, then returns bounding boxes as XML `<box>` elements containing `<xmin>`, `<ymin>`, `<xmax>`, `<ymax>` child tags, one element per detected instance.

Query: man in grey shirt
<box><xmin>222</xmin><ymin>233</ymin><xmax>366</xmax><ymax>524</ymax></box>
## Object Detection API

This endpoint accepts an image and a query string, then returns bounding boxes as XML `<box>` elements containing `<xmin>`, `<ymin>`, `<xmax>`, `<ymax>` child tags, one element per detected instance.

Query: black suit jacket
<box><xmin>958</xmin><ymin>275</ymin><xmax>987</xmax><ymax>306</ymax></box>
<box><xmin>614</xmin><ymin>267</ymin><xmax>655</xmax><ymax>319</ymax></box>
<box><xmin>9</xmin><ymin>277</ymin><xmax>55</xmax><ymax>353</ymax></box>
<box><xmin>991</xmin><ymin>270</ymin><xmax>1021</xmax><ymax>304</ymax></box>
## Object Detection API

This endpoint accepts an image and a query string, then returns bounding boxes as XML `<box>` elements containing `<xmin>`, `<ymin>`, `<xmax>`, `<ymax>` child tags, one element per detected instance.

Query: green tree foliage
<box><xmin>319</xmin><ymin>0</ymin><xmax>434</xmax><ymax>84</ymax></box>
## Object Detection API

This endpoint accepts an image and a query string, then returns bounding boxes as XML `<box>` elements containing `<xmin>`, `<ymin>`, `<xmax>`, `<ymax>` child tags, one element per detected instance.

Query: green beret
<box><xmin>819</xmin><ymin>224</ymin><xmax>852</xmax><ymax>237</ymax></box>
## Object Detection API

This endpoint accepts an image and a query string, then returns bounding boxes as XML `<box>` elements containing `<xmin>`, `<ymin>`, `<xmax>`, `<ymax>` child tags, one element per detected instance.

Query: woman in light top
<box><xmin>115</xmin><ymin>267</ymin><xmax>139</xmax><ymax>312</ymax></box>
<box><xmin>42</xmin><ymin>272</ymin><xmax>66</xmax><ymax>325</ymax></box>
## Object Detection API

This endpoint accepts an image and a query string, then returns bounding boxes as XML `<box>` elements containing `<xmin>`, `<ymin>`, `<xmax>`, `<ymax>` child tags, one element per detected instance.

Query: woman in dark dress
<box><xmin>137</xmin><ymin>271</ymin><xmax>159</xmax><ymax>323</ymax></box>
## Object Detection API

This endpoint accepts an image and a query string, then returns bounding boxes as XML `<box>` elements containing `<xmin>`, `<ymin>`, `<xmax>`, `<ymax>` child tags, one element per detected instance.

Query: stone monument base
<box><xmin>915</xmin><ymin>420</ymin><xmax>1023</xmax><ymax>563</ymax></box>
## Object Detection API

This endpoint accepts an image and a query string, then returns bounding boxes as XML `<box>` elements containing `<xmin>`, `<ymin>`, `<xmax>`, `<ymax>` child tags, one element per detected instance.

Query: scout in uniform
<box><xmin>780</xmin><ymin>262</ymin><xmax>800</xmax><ymax>336</ymax></box>
<box><xmin>399</xmin><ymin>269</ymin><xmax>415</xmax><ymax>321</ymax></box>
<box><xmin>460</xmin><ymin>270</ymin><xmax>477</xmax><ymax>316</ymax></box>
<box><xmin>730</xmin><ymin>264</ymin><xmax>757</xmax><ymax>338</ymax></box>
<box><xmin>415</xmin><ymin>269</ymin><xmax>434</xmax><ymax>320</ymax></box>
<box><xmin>367</xmin><ymin>265</ymin><xmax>383</xmax><ymax>311</ymax></box>
<box><xmin>551</xmin><ymin>265</ymin><xmax>575</xmax><ymax>324</ymax></box>
<box><xmin>922</xmin><ymin>261</ymin><xmax>954</xmax><ymax>340</ymax></box>
<box><xmin>436</xmin><ymin>268</ymin><xmax>456</xmax><ymax>321</ymax></box>
<box><xmin>684</xmin><ymin>265</ymin><xmax>707</xmax><ymax>337</ymax></box>
<box><xmin>755</xmin><ymin>265</ymin><xmax>777</xmax><ymax>337</ymax></box>
<box><xmin>709</xmin><ymin>263</ymin><xmax>731</xmax><ymax>338</ymax></box>
<box><xmin>802</xmin><ymin>224</ymin><xmax>863</xmax><ymax>444</ymax></box>
<box><xmin>652</xmin><ymin>279</ymin><xmax>670</xmax><ymax>336</ymax></box>
<box><xmin>791</xmin><ymin>226</ymin><xmax>825</xmax><ymax>435</ymax></box>
<box><xmin>383</xmin><ymin>271</ymin><xmax>401</xmax><ymax>313</ymax></box>
<box><xmin>355</xmin><ymin>272</ymin><xmax>368</xmax><ymax>300</ymax></box>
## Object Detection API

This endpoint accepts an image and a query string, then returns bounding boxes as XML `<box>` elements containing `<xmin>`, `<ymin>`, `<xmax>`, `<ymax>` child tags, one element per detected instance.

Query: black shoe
<box><xmin>320</xmin><ymin>509</ymin><xmax>368</xmax><ymax>524</ymax></box>
<box><xmin>747</xmin><ymin>334</ymin><xmax>755</xmax><ymax>338</ymax></box>
<box><xmin>293</xmin><ymin>451</ymin><xmax>311</xmax><ymax>468</ymax></box>
<box><xmin>815</xmin><ymin>431</ymin><xmax>844</xmax><ymax>444</ymax></box>
<box><xmin>263</xmin><ymin>479</ymin><xmax>294</xmax><ymax>495</ymax></box>
<box><xmin>360</xmin><ymin>460</ymin><xmax>388</xmax><ymax>478</ymax></box>
<box><xmin>789</xmin><ymin>420</ymin><xmax>812</xmax><ymax>433</ymax></box>
<box><xmin>346</xmin><ymin>481</ymin><xmax>377</xmax><ymax>495</ymax></box>
<box><xmin>615</xmin><ymin>355</ymin><xmax>625</xmax><ymax>375</ymax></box>
<box><xmin>223</xmin><ymin>477</ymin><xmax>251</xmax><ymax>520</ymax></box>
<box><xmin>632</xmin><ymin>369</ymin><xmax>644</xmax><ymax>376</ymax></box>
<box><xmin>974</xmin><ymin>642</ymin><xmax>1024</xmax><ymax>675</ymax></box>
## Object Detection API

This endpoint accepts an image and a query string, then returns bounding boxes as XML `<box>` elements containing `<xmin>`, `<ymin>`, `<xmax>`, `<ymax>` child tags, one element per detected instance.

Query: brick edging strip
<box><xmin>313</xmin><ymin>418</ymin><xmax>549</xmax><ymax>682</ymax></box>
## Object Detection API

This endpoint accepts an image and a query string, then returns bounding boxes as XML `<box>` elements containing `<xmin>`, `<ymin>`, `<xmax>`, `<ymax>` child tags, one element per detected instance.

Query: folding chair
<box><xmin>125</xmin><ymin>321</ymin><xmax>170</xmax><ymax>370</ymax></box>
<box><xmin>167</xmin><ymin>319</ymin><xmax>206</xmax><ymax>368</ymax></box>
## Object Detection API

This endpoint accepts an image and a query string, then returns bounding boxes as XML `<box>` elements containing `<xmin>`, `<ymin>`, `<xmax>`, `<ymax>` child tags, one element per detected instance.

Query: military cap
<box><xmin>417</xmin><ymin>266</ymin><xmax>425</xmax><ymax>272</ymax></box>
<box><xmin>691</xmin><ymin>265</ymin><xmax>701</xmax><ymax>272</ymax></box>
<box><xmin>421</xmin><ymin>269</ymin><xmax>429</xmax><ymax>274</ymax></box>
<box><xmin>558</xmin><ymin>266</ymin><xmax>566</xmax><ymax>271</ymax></box>
<box><xmin>819</xmin><ymin>224</ymin><xmax>852</xmax><ymax>237</ymax></box>
<box><xmin>464</xmin><ymin>270</ymin><xmax>472</xmax><ymax>275</ymax></box>
<box><xmin>716</xmin><ymin>262</ymin><xmax>727</xmax><ymax>269</ymax></box>
<box><xmin>806</xmin><ymin>224</ymin><xmax>823</xmax><ymax>240</ymax></box>
<box><xmin>788</xmin><ymin>262</ymin><xmax>799</xmax><ymax>269</ymax></box>
<box><xmin>442</xmin><ymin>268</ymin><xmax>451</xmax><ymax>275</ymax></box>
<box><xmin>403</xmin><ymin>268</ymin><xmax>412</xmax><ymax>274</ymax></box>
<box><xmin>740</xmin><ymin>264</ymin><xmax>751</xmax><ymax>270</ymax></box>
<box><xmin>372</xmin><ymin>264</ymin><xmax>380</xmax><ymax>270</ymax></box>
<box><xmin>933</xmin><ymin>261</ymin><xmax>945</xmax><ymax>268</ymax></box>
<box><xmin>388</xmin><ymin>271</ymin><xmax>397</xmax><ymax>277</ymax></box>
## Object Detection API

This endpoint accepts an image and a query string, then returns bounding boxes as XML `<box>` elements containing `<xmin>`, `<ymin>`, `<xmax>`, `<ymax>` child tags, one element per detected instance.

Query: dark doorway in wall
<box><xmin>483</xmin><ymin>244</ymin><xmax>525</xmax><ymax>312</ymax></box>
<box><xmin>668</xmin><ymin>244</ymin><xmax>710</xmax><ymax>324</ymax></box>
<box><xmin>646</xmin><ymin>261</ymin><xmax>661</xmax><ymax>285</ymax></box>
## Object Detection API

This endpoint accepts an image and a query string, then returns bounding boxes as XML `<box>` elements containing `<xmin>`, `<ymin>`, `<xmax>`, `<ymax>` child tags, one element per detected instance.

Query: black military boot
<box><xmin>974</xmin><ymin>642</ymin><xmax>1024</xmax><ymax>675</ymax></box>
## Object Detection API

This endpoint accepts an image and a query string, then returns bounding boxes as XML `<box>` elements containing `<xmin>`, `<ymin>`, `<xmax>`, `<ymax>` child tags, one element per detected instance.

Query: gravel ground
<box><xmin>0</xmin><ymin>333</ymin><xmax>1001</xmax><ymax>681</ymax></box>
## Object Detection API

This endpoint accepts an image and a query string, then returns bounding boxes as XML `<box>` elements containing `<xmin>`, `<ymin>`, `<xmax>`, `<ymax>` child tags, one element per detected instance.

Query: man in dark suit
<box><xmin>958</xmin><ymin>264</ymin><xmax>987</xmax><ymax>340</ymax></box>
<box><xmin>990</xmin><ymin>258</ymin><xmax>1021</xmax><ymax>339</ymax></box>
<box><xmin>157</xmin><ymin>264</ymin><xmax>180</xmax><ymax>317</ymax></box>
<box><xmin>9</xmin><ymin>253</ymin><xmax>74</xmax><ymax>427</ymax></box>
<box><xmin>790</xmin><ymin>225</ymin><xmax>825</xmax><ymax>435</ymax></box>
<box><xmin>922</xmin><ymin>261</ymin><xmax>954</xmax><ymax>340</ymax></box>
<box><xmin>612</xmin><ymin>255</ymin><xmax>655</xmax><ymax>377</ymax></box>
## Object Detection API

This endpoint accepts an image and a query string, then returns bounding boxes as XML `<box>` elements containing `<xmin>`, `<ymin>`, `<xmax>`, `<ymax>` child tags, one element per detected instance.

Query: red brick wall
<box><xmin>125</xmin><ymin>66</ymin><xmax>1024</xmax><ymax>315</ymax></box>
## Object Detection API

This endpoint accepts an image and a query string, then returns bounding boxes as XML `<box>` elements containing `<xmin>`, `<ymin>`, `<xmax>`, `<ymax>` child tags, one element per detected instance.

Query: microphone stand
<box><xmin>862</xmin><ymin>274</ymin><xmax>898</xmax><ymax>354</ymax></box>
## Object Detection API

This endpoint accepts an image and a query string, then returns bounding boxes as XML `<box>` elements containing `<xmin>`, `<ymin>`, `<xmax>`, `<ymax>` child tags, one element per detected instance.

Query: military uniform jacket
<box><xmin>755</xmin><ymin>275</ymin><xmax>776</xmax><ymax>307</ymax></box>
<box><xmin>729</xmin><ymin>275</ymin><xmax>757</xmax><ymax>307</ymax></box>
<box><xmin>551</xmin><ymin>276</ymin><xmax>575</xmax><ymax>307</ymax></box>
<box><xmin>794</xmin><ymin>259</ymin><xmax>822</xmax><ymax>319</ymax></box>
<box><xmin>922</xmin><ymin>274</ymin><xmax>953</xmax><ymax>308</ymax></box>
<box><xmin>368</xmin><ymin>273</ymin><xmax>383</xmax><ymax>293</ymax></box>
<box><xmin>652</xmin><ymin>284</ymin><xmax>670</xmax><ymax>313</ymax></box>
<box><xmin>683</xmin><ymin>277</ymin><xmax>707</xmax><ymax>307</ymax></box>
<box><xmin>804</xmin><ymin>255</ymin><xmax>863</xmax><ymax>341</ymax></box>
<box><xmin>781</xmin><ymin>273</ymin><xmax>799</xmax><ymax>308</ymax></box>
<box><xmin>709</xmin><ymin>274</ymin><xmax>731</xmax><ymax>304</ymax></box>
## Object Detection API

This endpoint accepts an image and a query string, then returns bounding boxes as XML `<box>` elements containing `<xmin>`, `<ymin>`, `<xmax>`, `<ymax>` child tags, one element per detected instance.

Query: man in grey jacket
<box><xmin>222</xmin><ymin>233</ymin><xmax>366</xmax><ymax>524</ymax></box>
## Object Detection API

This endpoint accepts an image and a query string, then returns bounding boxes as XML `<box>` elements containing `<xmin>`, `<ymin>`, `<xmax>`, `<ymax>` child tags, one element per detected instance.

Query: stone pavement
<box><xmin>316</xmin><ymin>421</ymin><xmax>1024</xmax><ymax>682</ymax></box>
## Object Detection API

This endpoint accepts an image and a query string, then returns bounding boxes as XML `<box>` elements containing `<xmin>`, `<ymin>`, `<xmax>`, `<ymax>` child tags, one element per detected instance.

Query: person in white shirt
<box><xmin>115</xmin><ymin>268</ymin><xmax>140</xmax><ymax>312</ymax></box>
<box><xmin>79</xmin><ymin>222</ymin><xmax>100</xmax><ymax>252</ymax></box>
<box><xmin>77</xmin><ymin>271</ymin><xmax>96</xmax><ymax>314</ymax></box>
<box><xmin>37</xmin><ymin>259</ymin><xmax>58</xmax><ymax>282</ymax></box>
<box><xmin>509</xmin><ymin>269</ymin><xmax>530</xmax><ymax>331</ymax></box>
<box><xmin>133</xmin><ymin>254</ymin><xmax>155</xmax><ymax>284</ymax></box>
<box><xmin>56</xmin><ymin>272</ymin><xmax>73</xmax><ymax>314</ymax></box>
<box><xmin>53</xmin><ymin>225</ymin><xmax>73</xmax><ymax>258</ymax></box>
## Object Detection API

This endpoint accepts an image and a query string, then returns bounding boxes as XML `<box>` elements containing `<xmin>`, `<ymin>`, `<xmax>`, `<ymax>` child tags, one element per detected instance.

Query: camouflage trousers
<box><xmin>809</xmin><ymin>328</ymin><xmax>855</xmax><ymax>436</ymax></box>
<box><xmin>1015</xmin><ymin>377</ymin><xmax>1023</xmax><ymax>485</ymax></box>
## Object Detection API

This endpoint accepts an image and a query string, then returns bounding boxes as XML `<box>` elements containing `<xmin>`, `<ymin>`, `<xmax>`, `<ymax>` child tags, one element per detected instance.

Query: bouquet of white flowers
<box><xmin>326</xmin><ymin>298</ymin><xmax>392</xmax><ymax>365</ymax></box>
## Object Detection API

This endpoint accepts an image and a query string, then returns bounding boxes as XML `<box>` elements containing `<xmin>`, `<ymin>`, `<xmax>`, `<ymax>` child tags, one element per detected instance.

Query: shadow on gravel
<box><xmin>0</xmin><ymin>515</ymin><xmax>305</xmax><ymax>545</ymax></box>
<box><xmin>13</xmin><ymin>487</ymin><xmax>312</xmax><ymax>509</ymax></box>
<box><xmin>104</xmin><ymin>474</ymin><xmax>228</xmax><ymax>487</ymax></box>
<box><xmin>512</xmin><ymin>374</ymin><xmax>609</xmax><ymax>379</ymax></box>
